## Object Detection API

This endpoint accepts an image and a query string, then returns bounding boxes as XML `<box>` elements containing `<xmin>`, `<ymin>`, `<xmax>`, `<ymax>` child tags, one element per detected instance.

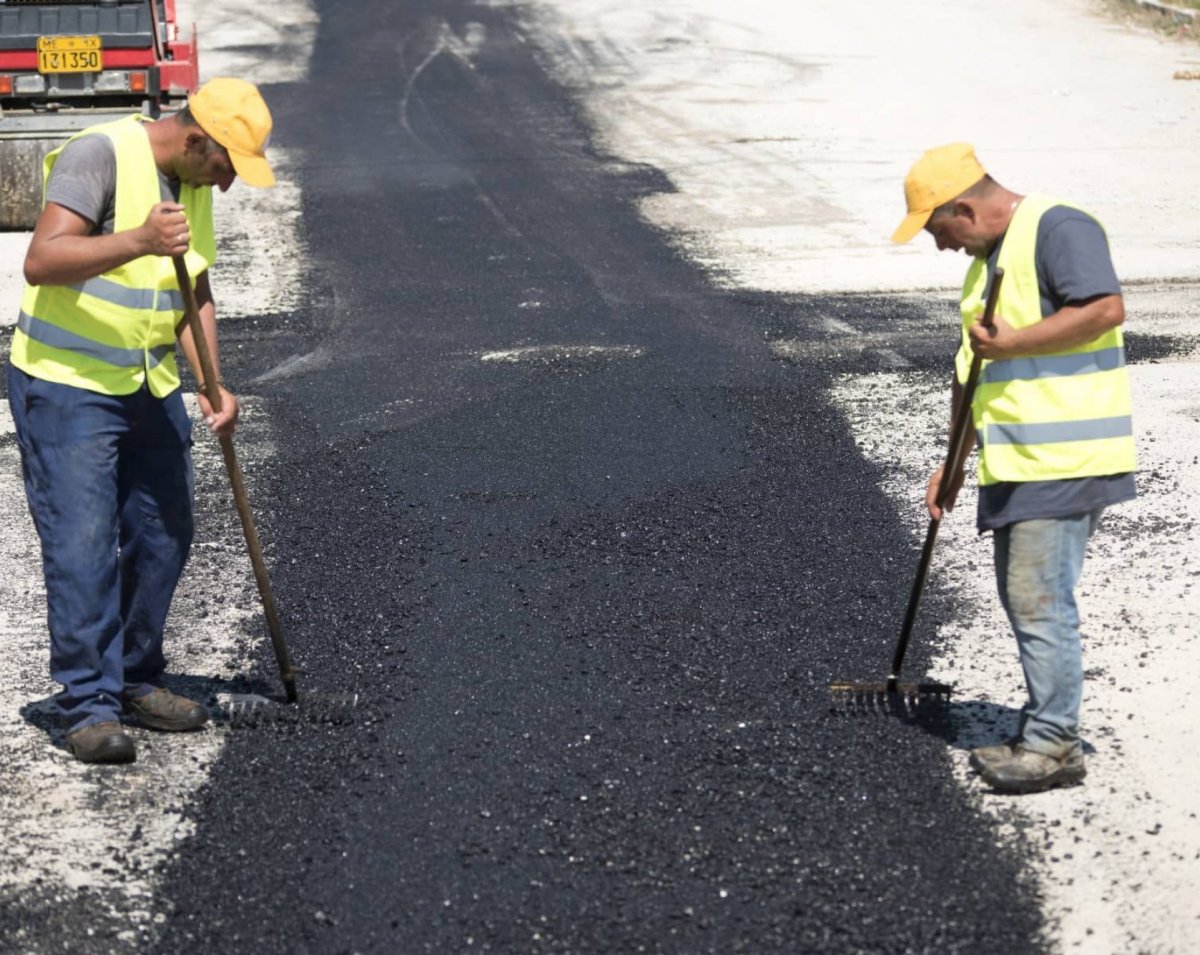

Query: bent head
<box><xmin>179</xmin><ymin>77</ymin><xmax>275</xmax><ymax>190</ymax></box>
<box><xmin>923</xmin><ymin>191</ymin><xmax>997</xmax><ymax>259</ymax></box>
<box><xmin>891</xmin><ymin>143</ymin><xmax>1002</xmax><ymax>257</ymax></box>
<box><xmin>179</xmin><ymin>132</ymin><xmax>238</xmax><ymax>192</ymax></box>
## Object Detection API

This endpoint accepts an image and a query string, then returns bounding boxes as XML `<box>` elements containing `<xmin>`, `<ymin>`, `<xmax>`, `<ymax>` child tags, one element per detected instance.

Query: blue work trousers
<box><xmin>993</xmin><ymin>510</ymin><xmax>1103</xmax><ymax>756</ymax></box>
<box><xmin>7</xmin><ymin>365</ymin><xmax>194</xmax><ymax>731</ymax></box>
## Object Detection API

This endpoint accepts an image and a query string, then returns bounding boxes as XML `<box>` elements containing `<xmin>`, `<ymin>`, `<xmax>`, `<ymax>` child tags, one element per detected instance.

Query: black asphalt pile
<box><xmin>150</xmin><ymin>1</ymin><xmax>1046</xmax><ymax>952</ymax></box>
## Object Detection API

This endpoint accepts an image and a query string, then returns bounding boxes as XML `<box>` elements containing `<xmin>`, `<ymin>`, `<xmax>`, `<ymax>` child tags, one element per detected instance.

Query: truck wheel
<box><xmin>0</xmin><ymin>138</ymin><xmax>57</xmax><ymax>230</ymax></box>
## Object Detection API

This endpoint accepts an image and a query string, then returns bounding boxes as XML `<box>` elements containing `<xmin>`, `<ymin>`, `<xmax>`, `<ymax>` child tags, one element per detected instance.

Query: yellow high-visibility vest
<box><xmin>10</xmin><ymin>115</ymin><xmax>216</xmax><ymax>397</ymax></box>
<box><xmin>957</xmin><ymin>194</ymin><xmax>1135</xmax><ymax>486</ymax></box>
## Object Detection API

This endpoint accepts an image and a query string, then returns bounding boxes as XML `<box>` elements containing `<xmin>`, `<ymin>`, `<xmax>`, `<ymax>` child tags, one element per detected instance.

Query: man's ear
<box><xmin>952</xmin><ymin>199</ymin><xmax>977</xmax><ymax>223</ymax></box>
<box><xmin>184</xmin><ymin>131</ymin><xmax>208</xmax><ymax>155</ymax></box>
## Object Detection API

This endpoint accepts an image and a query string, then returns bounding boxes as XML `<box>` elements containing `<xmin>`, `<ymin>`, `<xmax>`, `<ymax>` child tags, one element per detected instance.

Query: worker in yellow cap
<box><xmin>892</xmin><ymin>144</ymin><xmax>1136</xmax><ymax>794</ymax></box>
<box><xmin>7</xmin><ymin>77</ymin><xmax>275</xmax><ymax>763</ymax></box>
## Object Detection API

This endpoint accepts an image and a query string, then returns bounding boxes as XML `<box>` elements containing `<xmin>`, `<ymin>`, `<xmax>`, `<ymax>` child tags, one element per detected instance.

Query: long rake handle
<box><xmin>887</xmin><ymin>267</ymin><xmax>1005</xmax><ymax>691</ymax></box>
<box><xmin>172</xmin><ymin>255</ymin><xmax>299</xmax><ymax>703</ymax></box>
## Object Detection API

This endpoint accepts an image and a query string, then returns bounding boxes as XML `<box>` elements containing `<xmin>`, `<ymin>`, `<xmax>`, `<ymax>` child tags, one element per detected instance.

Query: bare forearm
<box><xmin>178</xmin><ymin>300</ymin><xmax>221</xmax><ymax>389</ymax></box>
<box><xmin>24</xmin><ymin>228</ymin><xmax>150</xmax><ymax>286</ymax></box>
<box><xmin>176</xmin><ymin>271</ymin><xmax>238</xmax><ymax>435</ymax></box>
<box><xmin>949</xmin><ymin>376</ymin><xmax>975</xmax><ymax>441</ymax></box>
<box><xmin>24</xmin><ymin>200</ymin><xmax>190</xmax><ymax>287</ymax></box>
<box><xmin>949</xmin><ymin>374</ymin><xmax>977</xmax><ymax>473</ymax></box>
<box><xmin>1012</xmin><ymin>295</ymin><xmax>1124</xmax><ymax>355</ymax></box>
<box><xmin>927</xmin><ymin>376</ymin><xmax>972</xmax><ymax>519</ymax></box>
<box><xmin>970</xmin><ymin>294</ymin><xmax>1125</xmax><ymax>360</ymax></box>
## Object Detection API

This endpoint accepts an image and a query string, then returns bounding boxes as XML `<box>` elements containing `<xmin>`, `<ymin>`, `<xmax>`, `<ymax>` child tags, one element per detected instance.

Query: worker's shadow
<box><xmin>917</xmin><ymin>697</ymin><xmax>1097</xmax><ymax>757</ymax></box>
<box><xmin>941</xmin><ymin>698</ymin><xmax>1022</xmax><ymax>749</ymax></box>
<box><xmin>18</xmin><ymin>696</ymin><xmax>65</xmax><ymax>747</ymax></box>
<box><xmin>871</xmin><ymin>697</ymin><xmax>1016</xmax><ymax>747</ymax></box>
<box><xmin>19</xmin><ymin>672</ymin><xmax>276</xmax><ymax>745</ymax></box>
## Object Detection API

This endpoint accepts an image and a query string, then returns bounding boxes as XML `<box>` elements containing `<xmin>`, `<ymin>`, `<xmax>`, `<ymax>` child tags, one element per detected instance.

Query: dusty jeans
<box><xmin>993</xmin><ymin>510</ymin><xmax>1103</xmax><ymax>756</ymax></box>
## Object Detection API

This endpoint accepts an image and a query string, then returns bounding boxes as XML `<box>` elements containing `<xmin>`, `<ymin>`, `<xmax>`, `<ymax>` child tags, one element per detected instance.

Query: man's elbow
<box><xmin>23</xmin><ymin>247</ymin><xmax>51</xmax><ymax>287</ymax></box>
<box><xmin>23</xmin><ymin>260</ymin><xmax>45</xmax><ymax>287</ymax></box>
<box><xmin>1099</xmin><ymin>294</ymin><xmax>1125</xmax><ymax>331</ymax></box>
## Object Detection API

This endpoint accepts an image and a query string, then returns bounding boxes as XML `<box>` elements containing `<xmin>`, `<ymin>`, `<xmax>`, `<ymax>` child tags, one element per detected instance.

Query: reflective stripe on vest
<box><xmin>957</xmin><ymin>194</ymin><xmax>1135</xmax><ymax>486</ymax></box>
<box><xmin>64</xmin><ymin>275</ymin><xmax>185</xmax><ymax>313</ymax></box>
<box><xmin>17</xmin><ymin>311</ymin><xmax>173</xmax><ymax>368</ymax></box>
<box><xmin>9</xmin><ymin>115</ymin><xmax>216</xmax><ymax>398</ymax></box>
<box><xmin>979</xmin><ymin>415</ymin><xmax>1133</xmax><ymax>447</ymax></box>
<box><xmin>980</xmin><ymin>345</ymin><xmax>1125</xmax><ymax>385</ymax></box>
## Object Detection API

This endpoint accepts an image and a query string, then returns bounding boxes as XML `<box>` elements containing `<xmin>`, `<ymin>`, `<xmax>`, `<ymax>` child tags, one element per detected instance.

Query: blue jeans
<box><xmin>993</xmin><ymin>510</ymin><xmax>1103</xmax><ymax>756</ymax></box>
<box><xmin>7</xmin><ymin>365</ymin><xmax>195</xmax><ymax>731</ymax></box>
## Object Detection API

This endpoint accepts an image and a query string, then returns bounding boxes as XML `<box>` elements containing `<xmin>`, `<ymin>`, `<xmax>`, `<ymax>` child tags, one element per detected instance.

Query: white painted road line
<box><xmin>480</xmin><ymin>344</ymin><xmax>647</xmax><ymax>363</ymax></box>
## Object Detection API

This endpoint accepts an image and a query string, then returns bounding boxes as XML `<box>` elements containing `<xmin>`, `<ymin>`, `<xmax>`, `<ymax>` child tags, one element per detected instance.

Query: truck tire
<box><xmin>0</xmin><ymin>138</ymin><xmax>56</xmax><ymax>231</ymax></box>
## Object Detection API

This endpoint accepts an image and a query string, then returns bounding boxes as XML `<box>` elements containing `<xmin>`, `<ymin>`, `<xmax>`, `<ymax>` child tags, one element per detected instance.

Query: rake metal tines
<box><xmin>828</xmin><ymin>680</ymin><xmax>953</xmax><ymax>717</ymax></box>
<box><xmin>223</xmin><ymin>692</ymin><xmax>362</xmax><ymax>729</ymax></box>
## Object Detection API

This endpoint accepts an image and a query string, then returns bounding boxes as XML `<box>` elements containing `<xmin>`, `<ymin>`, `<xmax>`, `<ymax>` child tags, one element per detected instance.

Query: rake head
<box><xmin>829</xmin><ymin>680</ymin><xmax>953</xmax><ymax>717</ymax></box>
<box><xmin>223</xmin><ymin>692</ymin><xmax>362</xmax><ymax>729</ymax></box>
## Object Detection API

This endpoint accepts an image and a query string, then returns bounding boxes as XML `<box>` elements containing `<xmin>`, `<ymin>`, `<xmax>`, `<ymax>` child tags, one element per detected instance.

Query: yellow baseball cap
<box><xmin>890</xmin><ymin>143</ymin><xmax>985</xmax><ymax>244</ymax></box>
<box><xmin>188</xmin><ymin>77</ymin><xmax>275</xmax><ymax>188</ymax></box>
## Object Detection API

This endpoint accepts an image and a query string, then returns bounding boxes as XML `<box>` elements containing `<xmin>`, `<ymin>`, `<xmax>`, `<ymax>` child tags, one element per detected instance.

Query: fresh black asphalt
<box><xmin>5</xmin><ymin>1</ymin><xmax>1054</xmax><ymax>952</ymax></box>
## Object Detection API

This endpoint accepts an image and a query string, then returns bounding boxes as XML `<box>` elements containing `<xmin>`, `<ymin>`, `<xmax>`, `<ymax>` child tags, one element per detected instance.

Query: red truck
<box><xmin>0</xmin><ymin>0</ymin><xmax>198</xmax><ymax>228</ymax></box>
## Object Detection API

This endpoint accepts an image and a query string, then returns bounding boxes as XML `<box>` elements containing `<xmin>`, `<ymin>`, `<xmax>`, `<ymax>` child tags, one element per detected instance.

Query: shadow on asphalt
<box><xmin>17</xmin><ymin>671</ymin><xmax>278</xmax><ymax>744</ymax></box>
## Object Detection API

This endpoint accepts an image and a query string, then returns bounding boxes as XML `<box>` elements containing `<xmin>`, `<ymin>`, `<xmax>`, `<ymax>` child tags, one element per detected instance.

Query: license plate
<box><xmin>37</xmin><ymin>35</ymin><xmax>102</xmax><ymax>74</ymax></box>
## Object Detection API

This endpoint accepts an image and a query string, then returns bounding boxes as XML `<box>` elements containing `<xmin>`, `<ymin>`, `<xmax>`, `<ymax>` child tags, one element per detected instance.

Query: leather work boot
<box><xmin>123</xmin><ymin>688</ymin><xmax>209</xmax><ymax>731</ymax></box>
<box><xmin>968</xmin><ymin>737</ymin><xmax>1021</xmax><ymax>774</ymax></box>
<box><xmin>981</xmin><ymin>745</ymin><xmax>1086</xmax><ymax>795</ymax></box>
<box><xmin>65</xmin><ymin>721</ymin><xmax>136</xmax><ymax>764</ymax></box>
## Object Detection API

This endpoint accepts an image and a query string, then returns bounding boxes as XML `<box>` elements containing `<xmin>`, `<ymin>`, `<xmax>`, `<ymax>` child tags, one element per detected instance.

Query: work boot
<box><xmin>981</xmin><ymin>744</ymin><xmax>1086</xmax><ymax>795</ymax></box>
<box><xmin>968</xmin><ymin>737</ymin><xmax>1021</xmax><ymax>774</ymax></box>
<box><xmin>123</xmin><ymin>688</ymin><xmax>209</xmax><ymax>732</ymax></box>
<box><xmin>65</xmin><ymin>721</ymin><xmax>136</xmax><ymax>764</ymax></box>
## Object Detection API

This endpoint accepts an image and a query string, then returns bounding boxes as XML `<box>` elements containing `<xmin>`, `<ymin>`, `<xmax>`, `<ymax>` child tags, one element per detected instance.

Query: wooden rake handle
<box><xmin>172</xmin><ymin>255</ymin><xmax>299</xmax><ymax>703</ymax></box>
<box><xmin>935</xmin><ymin>266</ymin><xmax>1005</xmax><ymax>510</ymax></box>
<box><xmin>888</xmin><ymin>267</ymin><xmax>1005</xmax><ymax>691</ymax></box>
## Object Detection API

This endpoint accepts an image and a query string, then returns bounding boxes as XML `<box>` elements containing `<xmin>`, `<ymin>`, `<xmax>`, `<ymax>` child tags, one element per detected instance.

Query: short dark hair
<box><xmin>173</xmin><ymin>105</ymin><xmax>226</xmax><ymax>156</ymax></box>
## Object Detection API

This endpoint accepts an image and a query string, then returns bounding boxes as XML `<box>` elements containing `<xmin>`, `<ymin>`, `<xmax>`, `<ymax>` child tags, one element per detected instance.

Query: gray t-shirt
<box><xmin>44</xmin><ymin>133</ymin><xmax>180</xmax><ymax>235</ymax></box>
<box><xmin>976</xmin><ymin>205</ymin><xmax>1136</xmax><ymax>531</ymax></box>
